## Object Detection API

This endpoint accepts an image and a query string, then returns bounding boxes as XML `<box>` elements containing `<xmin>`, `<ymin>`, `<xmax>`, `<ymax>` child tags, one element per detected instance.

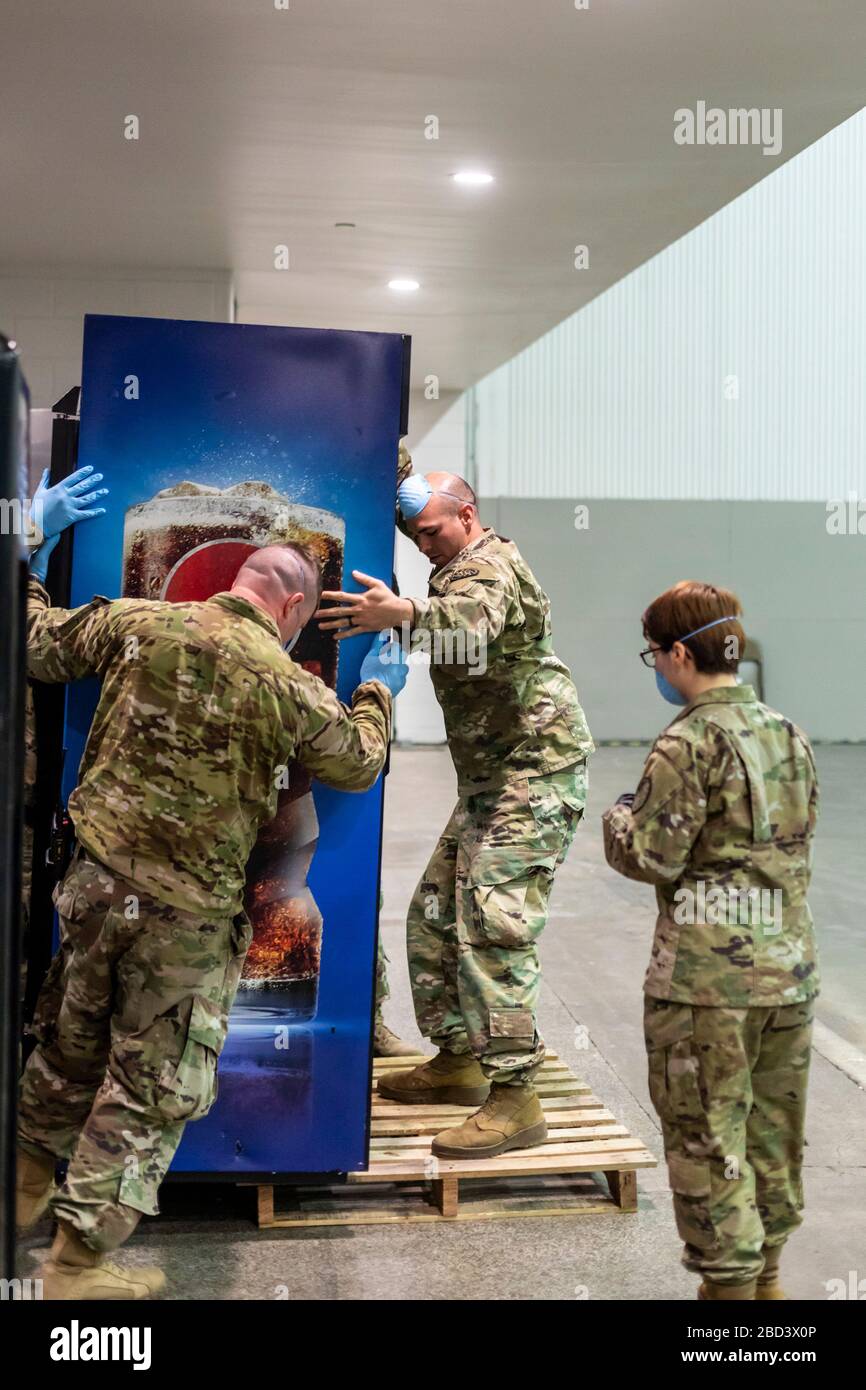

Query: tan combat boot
<box><xmin>41</xmin><ymin>1221</ymin><xmax>166</xmax><ymax>1301</ymax></box>
<box><xmin>373</xmin><ymin>1017</ymin><xmax>425</xmax><ymax>1058</ymax></box>
<box><xmin>431</xmin><ymin>1081</ymin><xmax>547</xmax><ymax>1159</ymax></box>
<box><xmin>378</xmin><ymin>1049</ymin><xmax>489</xmax><ymax>1105</ymax></box>
<box><xmin>756</xmin><ymin>1244</ymin><xmax>786</xmax><ymax>1300</ymax></box>
<box><xmin>15</xmin><ymin>1146</ymin><xmax>57</xmax><ymax>1231</ymax></box>
<box><xmin>698</xmin><ymin>1279</ymin><xmax>757</xmax><ymax>1300</ymax></box>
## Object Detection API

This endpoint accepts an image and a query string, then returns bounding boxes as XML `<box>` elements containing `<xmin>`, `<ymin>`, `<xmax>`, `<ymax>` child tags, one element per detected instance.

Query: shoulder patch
<box><xmin>447</xmin><ymin>566</ymin><xmax>481</xmax><ymax>582</ymax></box>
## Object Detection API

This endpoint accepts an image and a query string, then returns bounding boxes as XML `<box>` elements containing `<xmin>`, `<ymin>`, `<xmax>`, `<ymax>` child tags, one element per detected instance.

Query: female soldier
<box><xmin>603</xmin><ymin>580</ymin><xmax>819</xmax><ymax>1301</ymax></box>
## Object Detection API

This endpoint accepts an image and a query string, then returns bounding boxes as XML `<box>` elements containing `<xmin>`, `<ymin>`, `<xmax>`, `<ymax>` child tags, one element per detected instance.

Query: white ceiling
<box><xmin>3</xmin><ymin>0</ymin><xmax>866</xmax><ymax>433</ymax></box>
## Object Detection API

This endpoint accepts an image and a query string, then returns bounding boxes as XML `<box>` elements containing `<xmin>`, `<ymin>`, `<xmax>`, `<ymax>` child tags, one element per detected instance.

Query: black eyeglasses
<box><xmin>639</xmin><ymin>644</ymin><xmax>668</xmax><ymax>668</ymax></box>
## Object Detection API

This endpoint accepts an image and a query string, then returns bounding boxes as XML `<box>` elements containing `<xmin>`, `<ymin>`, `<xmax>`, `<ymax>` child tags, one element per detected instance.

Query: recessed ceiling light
<box><xmin>453</xmin><ymin>170</ymin><xmax>494</xmax><ymax>186</ymax></box>
<box><xmin>388</xmin><ymin>278</ymin><xmax>420</xmax><ymax>292</ymax></box>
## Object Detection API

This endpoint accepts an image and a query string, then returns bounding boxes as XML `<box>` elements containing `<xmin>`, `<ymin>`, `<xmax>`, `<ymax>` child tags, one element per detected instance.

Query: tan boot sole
<box><xmin>431</xmin><ymin>1119</ymin><xmax>548</xmax><ymax>1159</ymax></box>
<box><xmin>377</xmin><ymin>1080</ymin><xmax>490</xmax><ymax>1106</ymax></box>
<box><xmin>42</xmin><ymin>1266</ymin><xmax>166</xmax><ymax>1300</ymax></box>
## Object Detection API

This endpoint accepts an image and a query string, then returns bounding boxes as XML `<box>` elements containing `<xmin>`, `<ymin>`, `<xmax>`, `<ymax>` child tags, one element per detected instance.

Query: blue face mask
<box><xmin>284</xmin><ymin>628</ymin><xmax>301</xmax><ymax>655</ymax></box>
<box><xmin>655</xmin><ymin>670</ymin><xmax>689</xmax><ymax>705</ymax></box>
<box><xmin>653</xmin><ymin>614</ymin><xmax>737</xmax><ymax>705</ymax></box>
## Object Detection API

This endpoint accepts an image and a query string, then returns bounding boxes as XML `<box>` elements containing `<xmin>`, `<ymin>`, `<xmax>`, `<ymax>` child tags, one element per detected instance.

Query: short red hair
<box><xmin>642</xmin><ymin>581</ymin><xmax>745</xmax><ymax>674</ymax></box>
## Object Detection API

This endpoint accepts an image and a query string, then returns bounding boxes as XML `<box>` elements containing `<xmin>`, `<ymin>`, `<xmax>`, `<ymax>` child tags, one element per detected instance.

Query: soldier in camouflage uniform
<box><xmin>18</xmin><ymin>540</ymin><xmax>397</xmax><ymax>1299</ymax></box>
<box><xmin>20</xmin><ymin>467</ymin><xmax>108</xmax><ymax>953</ymax></box>
<box><xmin>21</xmin><ymin>685</ymin><xmax>36</xmax><ymax>928</ymax></box>
<box><xmin>602</xmin><ymin>580</ymin><xmax>819</xmax><ymax>1301</ymax></box>
<box><xmin>317</xmin><ymin>450</ymin><xmax>593</xmax><ymax>1158</ymax></box>
<box><xmin>374</xmin><ymin>911</ymin><xmax>423</xmax><ymax>1057</ymax></box>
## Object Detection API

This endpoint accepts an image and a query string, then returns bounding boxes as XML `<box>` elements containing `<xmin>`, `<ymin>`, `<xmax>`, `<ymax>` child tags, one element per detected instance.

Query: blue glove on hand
<box><xmin>359</xmin><ymin>631</ymin><xmax>410</xmax><ymax>698</ymax></box>
<box><xmin>397</xmin><ymin>474</ymin><xmax>432</xmax><ymax>520</ymax></box>
<box><xmin>31</xmin><ymin>465</ymin><xmax>109</xmax><ymax>541</ymax></box>
<box><xmin>29</xmin><ymin>534</ymin><xmax>59</xmax><ymax>584</ymax></box>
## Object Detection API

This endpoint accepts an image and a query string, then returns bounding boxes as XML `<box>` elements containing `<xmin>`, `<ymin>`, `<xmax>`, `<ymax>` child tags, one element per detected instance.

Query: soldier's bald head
<box><xmin>233</xmin><ymin>543</ymin><xmax>322</xmax><ymax>607</ymax></box>
<box><xmin>425</xmin><ymin>472</ymin><xmax>477</xmax><ymax>514</ymax></box>
<box><xmin>406</xmin><ymin>471</ymin><xmax>486</xmax><ymax>569</ymax></box>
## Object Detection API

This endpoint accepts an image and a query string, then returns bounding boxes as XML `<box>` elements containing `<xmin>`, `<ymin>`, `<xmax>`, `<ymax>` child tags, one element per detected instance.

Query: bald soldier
<box><xmin>317</xmin><ymin>448</ymin><xmax>593</xmax><ymax>1159</ymax></box>
<box><xmin>17</xmin><ymin>530</ymin><xmax>406</xmax><ymax>1299</ymax></box>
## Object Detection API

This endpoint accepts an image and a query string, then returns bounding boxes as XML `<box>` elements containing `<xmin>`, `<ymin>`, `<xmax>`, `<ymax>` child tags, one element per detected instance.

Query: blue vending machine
<box><xmin>63</xmin><ymin>314</ymin><xmax>410</xmax><ymax>1178</ymax></box>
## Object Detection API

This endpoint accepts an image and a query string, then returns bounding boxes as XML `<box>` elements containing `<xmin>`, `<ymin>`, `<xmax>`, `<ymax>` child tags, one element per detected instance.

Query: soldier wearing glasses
<box><xmin>603</xmin><ymin>580</ymin><xmax>819</xmax><ymax>1301</ymax></box>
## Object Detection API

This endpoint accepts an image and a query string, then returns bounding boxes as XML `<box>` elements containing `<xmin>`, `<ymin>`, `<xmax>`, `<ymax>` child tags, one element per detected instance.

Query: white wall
<box><xmin>489</xmin><ymin>497</ymin><xmax>866</xmax><ymax>744</ymax></box>
<box><xmin>471</xmin><ymin>107</ymin><xmax>866</xmax><ymax>503</ymax></box>
<box><xmin>0</xmin><ymin>269</ymin><xmax>234</xmax><ymax>408</ymax></box>
<box><xmin>393</xmin><ymin>394</ymin><xmax>467</xmax><ymax>744</ymax></box>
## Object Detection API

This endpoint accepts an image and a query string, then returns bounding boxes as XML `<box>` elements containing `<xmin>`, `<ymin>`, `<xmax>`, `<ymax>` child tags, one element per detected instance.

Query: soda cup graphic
<box><xmin>122</xmin><ymin>480</ymin><xmax>345</xmax><ymax>1019</ymax></box>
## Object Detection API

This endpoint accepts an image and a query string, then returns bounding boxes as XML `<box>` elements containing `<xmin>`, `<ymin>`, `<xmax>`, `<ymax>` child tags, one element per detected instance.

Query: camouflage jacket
<box><xmin>602</xmin><ymin>685</ymin><xmax>820</xmax><ymax>1006</ymax></box>
<box><xmin>27</xmin><ymin>579</ymin><xmax>391</xmax><ymax>918</ymax></box>
<box><xmin>408</xmin><ymin>529</ymin><xmax>594</xmax><ymax>794</ymax></box>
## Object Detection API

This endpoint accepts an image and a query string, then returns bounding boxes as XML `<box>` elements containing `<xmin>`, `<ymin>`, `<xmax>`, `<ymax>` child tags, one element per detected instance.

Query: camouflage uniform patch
<box><xmin>18</xmin><ymin>850</ymin><xmax>252</xmax><ymax>1251</ymax></box>
<box><xmin>21</xmin><ymin>682</ymin><xmax>36</xmax><ymax>924</ymax></box>
<box><xmin>602</xmin><ymin>685</ymin><xmax>819</xmax><ymax>1007</ymax></box>
<box><xmin>26</xmin><ymin>578</ymin><xmax>390</xmax><ymax>918</ymax></box>
<box><xmin>407</xmin><ymin>764</ymin><xmax>587</xmax><ymax>1083</ymax></box>
<box><xmin>21</xmin><ymin>577</ymin><xmax>391</xmax><ymax>1250</ymax></box>
<box><xmin>603</xmin><ymin>685</ymin><xmax>820</xmax><ymax>1283</ymax></box>
<box><xmin>410</xmin><ymin>529</ymin><xmax>594</xmax><ymax>796</ymax></box>
<box><xmin>644</xmin><ymin>996</ymin><xmax>814</xmax><ymax>1283</ymax></box>
<box><xmin>375</xmin><ymin>891</ymin><xmax>389</xmax><ymax>1017</ymax></box>
<box><xmin>395</xmin><ymin>458</ymin><xmax>592</xmax><ymax>1080</ymax></box>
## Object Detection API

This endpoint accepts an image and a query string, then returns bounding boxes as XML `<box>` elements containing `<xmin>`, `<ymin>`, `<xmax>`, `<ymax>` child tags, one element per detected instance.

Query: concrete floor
<box><xmin>18</xmin><ymin>745</ymin><xmax>866</xmax><ymax>1300</ymax></box>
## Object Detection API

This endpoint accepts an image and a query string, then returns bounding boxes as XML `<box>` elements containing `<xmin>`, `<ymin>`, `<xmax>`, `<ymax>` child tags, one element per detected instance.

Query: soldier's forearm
<box><xmin>27</xmin><ymin>581</ymin><xmax>109</xmax><ymax>683</ymax></box>
<box><xmin>409</xmin><ymin>592</ymin><xmax>506</xmax><ymax>642</ymax></box>
<box><xmin>603</xmin><ymin>806</ymin><xmax>692</xmax><ymax>886</ymax></box>
<box><xmin>27</xmin><ymin>579</ymin><xmax>70</xmax><ymax>683</ymax></box>
<box><xmin>301</xmin><ymin>685</ymin><xmax>391</xmax><ymax>793</ymax></box>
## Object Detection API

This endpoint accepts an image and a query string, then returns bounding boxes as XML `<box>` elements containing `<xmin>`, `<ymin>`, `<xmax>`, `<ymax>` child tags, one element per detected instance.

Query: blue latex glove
<box><xmin>397</xmin><ymin>474</ymin><xmax>432</xmax><ymax>520</ymax></box>
<box><xmin>31</xmin><ymin>465</ymin><xmax>108</xmax><ymax>541</ymax></box>
<box><xmin>359</xmin><ymin>631</ymin><xmax>410</xmax><ymax>697</ymax></box>
<box><xmin>29</xmin><ymin>534</ymin><xmax>59</xmax><ymax>584</ymax></box>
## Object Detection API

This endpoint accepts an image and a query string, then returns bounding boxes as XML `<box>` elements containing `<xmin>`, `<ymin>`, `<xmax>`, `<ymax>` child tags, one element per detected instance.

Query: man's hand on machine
<box><xmin>316</xmin><ymin>571</ymin><xmax>413</xmax><ymax>638</ymax></box>
<box><xmin>359</xmin><ymin>631</ymin><xmax>410</xmax><ymax>697</ymax></box>
<box><xmin>31</xmin><ymin>464</ymin><xmax>109</xmax><ymax>544</ymax></box>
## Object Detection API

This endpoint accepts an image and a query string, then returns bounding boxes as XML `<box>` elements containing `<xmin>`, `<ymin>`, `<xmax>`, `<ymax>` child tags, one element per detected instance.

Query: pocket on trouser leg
<box><xmin>528</xmin><ymin>766</ymin><xmax>587</xmax><ymax>863</ymax></box>
<box><xmin>463</xmin><ymin>861</ymin><xmax>556</xmax><ymax>950</ymax></box>
<box><xmin>667</xmin><ymin>1153</ymin><xmax>718</xmax><ymax>1252</ymax></box>
<box><xmin>487</xmin><ymin>1007</ymin><xmax>536</xmax><ymax>1055</ymax></box>
<box><xmin>643</xmin><ymin>1001</ymin><xmax>705</xmax><ymax>1126</ymax></box>
<box><xmin>156</xmin><ymin>995</ymin><xmax>230</xmax><ymax>1123</ymax></box>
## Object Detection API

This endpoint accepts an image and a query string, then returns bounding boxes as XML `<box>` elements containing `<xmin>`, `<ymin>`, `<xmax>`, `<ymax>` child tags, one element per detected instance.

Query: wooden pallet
<box><xmin>252</xmin><ymin>1052</ymin><xmax>656</xmax><ymax>1228</ymax></box>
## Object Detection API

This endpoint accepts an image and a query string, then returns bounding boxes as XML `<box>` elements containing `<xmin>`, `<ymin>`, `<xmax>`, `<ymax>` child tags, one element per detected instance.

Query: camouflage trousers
<box><xmin>375</xmin><ymin>936</ymin><xmax>389</xmax><ymax>1018</ymax></box>
<box><xmin>407</xmin><ymin>764</ymin><xmax>586</xmax><ymax>1084</ymax></box>
<box><xmin>18</xmin><ymin>848</ymin><xmax>251</xmax><ymax>1252</ymax></box>
<box><xmin>644</xmin><ymin>996</ymin><xmax>814</xmax><ymax>1285</ymax></box>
